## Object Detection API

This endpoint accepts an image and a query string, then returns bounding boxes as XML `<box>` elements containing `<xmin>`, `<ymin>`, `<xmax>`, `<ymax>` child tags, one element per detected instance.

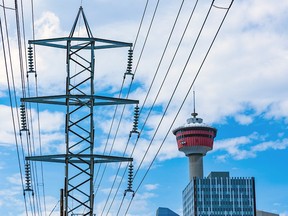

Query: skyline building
<box><xmin>182</xmin><ymin>172</ymin><xmax>257</xmax><ymax>216</ymax></box>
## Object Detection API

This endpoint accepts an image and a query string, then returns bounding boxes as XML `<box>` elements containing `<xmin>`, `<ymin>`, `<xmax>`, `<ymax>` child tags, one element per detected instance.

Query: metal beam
<box><xmin>26</xmin><ymin>154</ymin><xmax>133</xmax><ymax>163</ymax></box>
<box><xmin>28</xmin><ymin>37</ymin><xmax>132</xmax><ymax>50</ymax></box>
<box><xmin>21</xmin><ymin>94</ymin><xmax>139</xmax><ymax>106</ymax></box>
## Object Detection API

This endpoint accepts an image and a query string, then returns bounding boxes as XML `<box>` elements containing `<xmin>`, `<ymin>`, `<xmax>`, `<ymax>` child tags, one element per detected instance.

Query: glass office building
<box><xmin>183</xmin><ymin>172</ymin><xmax>256</xmax><ymax>216</ymax></box>
<box><xmin>156</xmin><ymin>207</ymin><xmax>180</xmax><ymax>216</ymax></box>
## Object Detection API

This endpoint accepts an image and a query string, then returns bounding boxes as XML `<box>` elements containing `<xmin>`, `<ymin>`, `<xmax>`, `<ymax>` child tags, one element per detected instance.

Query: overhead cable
<box><xmin>134</xmin><ymin>0</ymin><xmax>209</xmax><ymax>182</ymax></box>
<box><xmin>124</xmin><ymin>1</ymin><xmax>234</xmax><ymax>214</ymax></box>
<box><xmin>132</xmin><ymin>0</ymin><xmax>149</xmax><ymax>51</ymax></box>
<box><xmin>94</xmin><ymin>0</ymin><xmax>157</xmax><ymax>207</ymax></box>
<box><xmin>108</xmin><ymin>0</ymin><xmax>189</xmax><ymax>213</ymax></box>
<box><xmin>133</xmin><ymin>0</ymin><xmax>160</xmax><ymax>76</ymax></box>
<box><xmin>1</xmin><ymin>0</ymin><xmax>32</xmax><ymax>214</ymax></box>
<box><xmin>93</xmin><ymin>1</ymin><xmax>151</xmax><ymax>213</ymax></box>
<box><xmin>0</xmin><ymin>17</ymin><xmax>29</xmax><ymax>216</ymax></box>
<box><xmin>103</xmin><ymin>0</ymin><xmax>164</xmax><ymax>214</ymax></box>
<box><xmin>139</xmin><ymin>0</ymin><xmax>185</xmax><ymax>114</ymax></box>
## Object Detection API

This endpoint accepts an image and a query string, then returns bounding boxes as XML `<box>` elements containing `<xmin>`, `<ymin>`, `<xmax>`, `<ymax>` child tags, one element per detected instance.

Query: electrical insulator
<box><xmin>20</xmin><ymin>103</ymin><xmax>28</xmax><ymax>131</ymax></box>
<box><xmin>124</xmin><ymin>48</ymin><xmax>133</xmax><ymax>79</ymax></box>
<box><xmin>124</xmin><ymin>162</ymin><xmax>135</xmax><ymax>197</ymax></box>
<box><xmin>24</xmin><ymin>162</ymin><xmax>33</xmax><ymax>193</ymax></box>
<box><xmin>130</xmin><ymin>105</ymin><xmax>140</xmax><ymax>137</ymax></box>
<box><xmin>27</xmin><ymin>46</ymin><xmax>35</xmax><ymax>74</ymax></box>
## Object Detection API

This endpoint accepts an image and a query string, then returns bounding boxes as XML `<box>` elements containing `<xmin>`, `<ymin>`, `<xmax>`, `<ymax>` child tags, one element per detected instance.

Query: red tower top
<box><xmin>172</xmin><ymin>113</ymin><xmax>217</xmax><ymax>156</ymax></box>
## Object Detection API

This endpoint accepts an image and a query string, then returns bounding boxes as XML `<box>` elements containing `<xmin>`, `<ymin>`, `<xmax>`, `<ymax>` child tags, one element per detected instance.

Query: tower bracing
<box><xmin>22</xmin><ymin>7</ymin><xmax>138</xmax><ymax>215</ymax></box>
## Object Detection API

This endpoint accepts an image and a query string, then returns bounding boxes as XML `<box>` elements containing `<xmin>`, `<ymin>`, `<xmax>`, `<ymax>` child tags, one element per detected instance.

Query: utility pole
<box><xmin>23</xmin><ymin>7</ymin><xmax>138</xmax><ymax>215</ymax></box>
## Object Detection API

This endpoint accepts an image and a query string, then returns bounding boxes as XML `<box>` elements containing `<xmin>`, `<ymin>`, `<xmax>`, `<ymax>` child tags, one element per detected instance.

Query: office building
<box><xmin>182</xmin><ymin>172</ymin><xmax>256</xmax><ymax>216</ymax></box>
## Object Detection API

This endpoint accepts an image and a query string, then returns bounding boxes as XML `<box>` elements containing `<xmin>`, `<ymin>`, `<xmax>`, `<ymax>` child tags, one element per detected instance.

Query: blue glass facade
<box><xmin>156</xmin><ymin>207</ymin><xmax>180</xmax><ymax>216</ymax></box>
<box><xmin>183</xmin><ymin>172</ymin><xmax>256</xmax><ymax>216</ymax></box>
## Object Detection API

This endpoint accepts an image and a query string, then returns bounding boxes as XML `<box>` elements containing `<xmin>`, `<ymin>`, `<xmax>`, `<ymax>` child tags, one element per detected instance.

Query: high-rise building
<box><xmin>182</xmin><ymin>172</ymin><xmax>256</xmax><ymax>216</ymax></box>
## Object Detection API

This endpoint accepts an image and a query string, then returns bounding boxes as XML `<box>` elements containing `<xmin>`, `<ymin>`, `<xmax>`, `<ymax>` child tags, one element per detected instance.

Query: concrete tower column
<box><xmin>172</xmin><ymin>92</ymin><xmax>217</xmax><ymax>182</ymax></box>
<box><xmin>188</xmin><ymin>154</ymin><xmax>203</xmax><ymax>180</ymax></box>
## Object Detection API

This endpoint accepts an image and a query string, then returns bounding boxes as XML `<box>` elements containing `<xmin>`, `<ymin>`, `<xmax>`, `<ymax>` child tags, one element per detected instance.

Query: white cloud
<box><xmin>234</xmin><ymin>114</ymin><xmax>254</xmax><ymax>125</ymax></box>
<box><xmin>0</xmin><ymin>173</ymin><xmax>28</xmax><ymax>215</ymax></box>
<box><xmin>108</xmin><ymin>174</ymin><xmax>122</xmax><ymax>183</ymax></box>
<box><xmin>144</xmin><ymin>183</ymin><xmax>159</xmax><ymax>191</ymax></box>
<box><xmin>126</xmin><ymin>192</ymin><xmax>157</xmax><ymax>216</ymax></box>
<box><xmin>0</xmin><ymin>105</ymin><xmax>15</xmax><ymax>146</ymax></box>
<box><xmin>35</xmin><ymin>11</ymin><xmax>62</xmax><ymax>38</ymax></box>
<box><xmin>251</xmin><ymin>139</ymin><xmax>288</xmax><ymax>152</ymax></box>
<box><xmin>38</xmin><ymin>109</ymin><xmax>65</xmax><ymax>132</ymax></box>
<box><xmin>265</xmin><ymin>101</ymin><xmax>288</xmax><ymax>123</ymax></box>
<box><xmin>6</xmin><ymin>173</ymin><xmax>22</xmax><ymax>186</ymax></box>
<box><xmin>214</xmin><ymin>133</ymin><xmax>288</xmax><ymax>161</ymax></box>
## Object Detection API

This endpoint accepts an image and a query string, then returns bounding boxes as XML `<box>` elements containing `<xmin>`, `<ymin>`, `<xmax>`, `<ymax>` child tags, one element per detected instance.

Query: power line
<box><xmin>0</xmin><ymin>3</ymin><xmax>14</xmax><ymax>10</ymax></box>
<box><xmin>93</xmin><ymin>1</ymin><xmax>150</xmax><ymax>198</ymax></box>
<box><xmin>123</xmin><ymin>0</ymin><xmax>215</xmax><ymax>211</ymax></box>
<box><xmin>25</xmin><ymin>0</ymin><xmax>51</xmax><ymax>213</ymax></box>
<box><xmin>93</xmin><ymin>78</ymin><xmax>126</xmax><ymax>197</ymax></box>
<box><xmin>98</xmin><ymin>1</ymin><xmax>165</xmax><ymax>214</ymax></box>
<box><xmin>139</xmin><ymin>0</ymin><xmax>185</xmax><ymax>115</ymax></box>
<box><xmin>133</xmin><ymin>0</ymin><xmax>160</xmax><ymax>77</ymax></box>
<box><xmin>107</xmin><ymin>0</ymin><xmax>200</xmax><ymax>213</ymax></box>
<box><xmin>100</xmin><ymin>136</ymin><xmax>135</xmax><ymax>216</ymax></box>
<box><xmin>106</xmin><ymin>0</ymin><xmax>188</xmax><ymax>212</ymax></box>
<box><xmin>0</xmin><ymin>12</ymin><xmax>29</xmax><ymax>216</ymax></box>
<box><xmin>10</xmin><ymin>0</ymin><xmax>46</xmax><ymax>213</ymax></box>
<box><xmin>1</xmin><ymin>0</ymin><xmax>32</xmax><ymax>214</ymax></box>
<box><xmin>14</xmin><ymin>0</ymin><xmax>26</xmax><ymax>99</ymax></box>
<box><xmin>131</xmin><ymin>0</ymin><xmax>210</xmax><ymax>187</ymax></box>
<box><xmin>124</xmin><ymin>1</ymin><xmax>234</xmax><ymax>214</ymax></box>
<box><xmin>94</xmin><ymin>0</ymin><xmax>159</xmax><ymax>210</ymax></box>
<box><xmin>101</xmin><ymin>104</ymin><xmax>140</xmax><ymax>216</ymax></box>
<box><xmin>132</xmin><ymin>0</ymin><xmax>149</xmax><ymax>51</ymax></box>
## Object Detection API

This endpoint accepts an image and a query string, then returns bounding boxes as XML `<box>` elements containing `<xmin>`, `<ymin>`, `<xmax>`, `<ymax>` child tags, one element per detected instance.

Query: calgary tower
<box><xmin>172</xmin><ymin>93</ymin><xmax>217</xmax><ymax>180</ymax></box>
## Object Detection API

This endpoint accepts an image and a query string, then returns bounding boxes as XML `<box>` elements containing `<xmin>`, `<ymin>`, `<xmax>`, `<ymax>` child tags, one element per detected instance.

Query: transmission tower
<box><xmin>22</xmin><ymin>7</ymin><xmax>138</xmax><ymax>215</ymax></box>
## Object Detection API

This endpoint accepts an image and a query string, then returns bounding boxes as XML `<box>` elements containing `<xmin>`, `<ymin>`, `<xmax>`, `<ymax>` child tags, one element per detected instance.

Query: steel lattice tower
<box><xmin>22</xmin><ymin>7</ymin><xmax>138</xmax><ymax>215</ymax></box>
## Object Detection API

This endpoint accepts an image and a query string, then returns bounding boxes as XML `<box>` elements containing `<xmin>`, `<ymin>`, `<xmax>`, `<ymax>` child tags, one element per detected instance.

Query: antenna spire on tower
<box><xmin>191</xmin><ymin>90</ymin><xmax>198</xmax><ymax>118</ymax></box>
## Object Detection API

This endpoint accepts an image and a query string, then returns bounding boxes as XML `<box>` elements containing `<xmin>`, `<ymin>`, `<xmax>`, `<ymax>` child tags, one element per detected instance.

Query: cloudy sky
<box><xmin>0</xmin><ymin>0</ymin><xmax>288</xmax><ymax>215</ymax></box>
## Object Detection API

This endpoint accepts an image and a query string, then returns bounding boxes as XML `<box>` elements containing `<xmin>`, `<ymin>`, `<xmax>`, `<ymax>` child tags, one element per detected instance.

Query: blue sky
<box><xmin>0</xmin><ymin>0</ymin><xmax>288</xmax><ymax>215</ymax></box>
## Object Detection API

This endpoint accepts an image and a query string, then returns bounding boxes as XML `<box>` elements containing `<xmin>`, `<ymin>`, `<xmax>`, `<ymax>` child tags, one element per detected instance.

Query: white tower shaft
<box><xmin>188</xmin><ymin>154</ymin><xmax>203</xmax><ymax>180</ymax></box>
